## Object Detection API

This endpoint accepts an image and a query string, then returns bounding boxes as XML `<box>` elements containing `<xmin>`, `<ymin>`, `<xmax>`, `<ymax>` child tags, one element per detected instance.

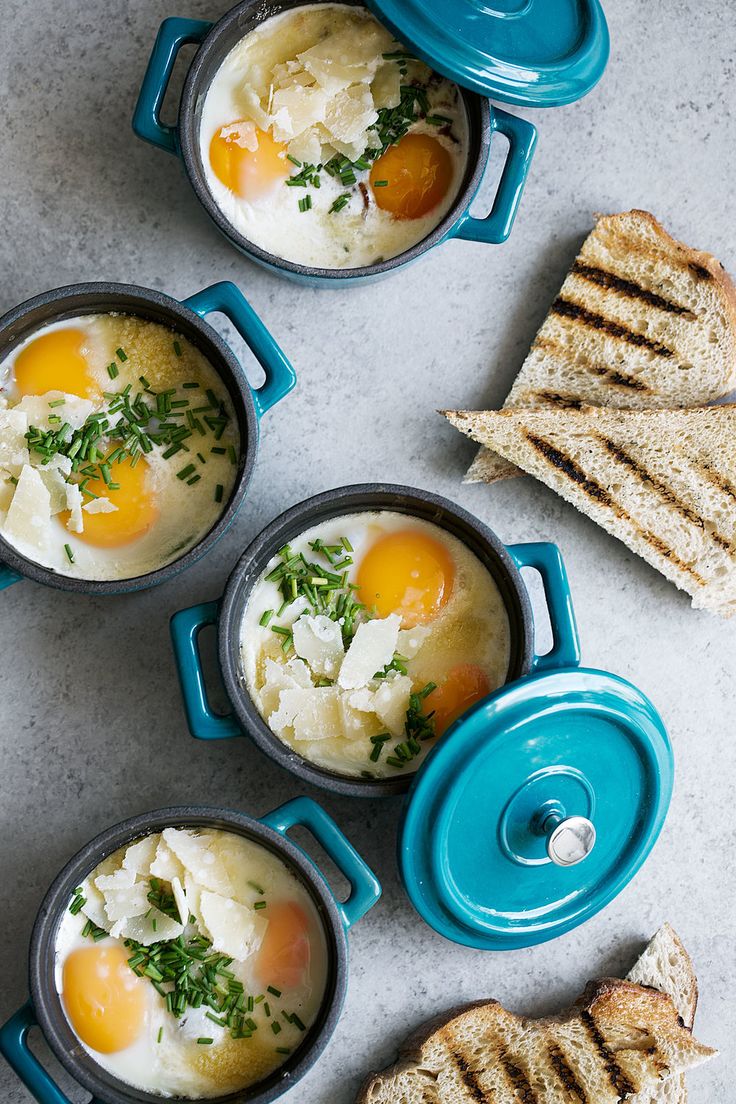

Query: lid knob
<box><xmin>544</xmin><ymin>813</ymin><xmax>596</xmax><ymax>867</ymax></box>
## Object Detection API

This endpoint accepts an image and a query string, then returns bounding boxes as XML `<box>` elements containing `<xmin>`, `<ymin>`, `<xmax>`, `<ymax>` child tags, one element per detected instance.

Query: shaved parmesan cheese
<box><xmin>79</xmin><ymin>880</ymin><xmax>110</xmax><ymax>931</ymax></box>
<box><xmin>237</xmin><ymin>83</ymin><xmax>272</xmax><ymax>131</ymax></box>
<box><xmin>2</xmin><ymin>465</ymin><xmax>51</xmax><ymax>552</ymax></box>
<box><xmin>338</xmin><ymin>614</ymin><xmax>401</xmax><ymax>690</ymax></box>
<box><xmin>122</xmin><ymin>835</ymin><xmax>159</xmax><ymax>875</ymax></box>
<box><xmin>171</xmin><ymin>876</ymin><xmax>190</xmax><ymax>925</ymax></box>
<box><xmin>260</xmin><ymin>656</ymin><xmax>312</xmax><ymax>715</ymax></box>
<box><xmin>162</xmin><ymin>828</ymin><xmax>232</xmax><ymax>896</ymax></box>
<box><xmin>111</xmin><ymin>908</ymin><xmax>183</xmax><ymax>945</ymax></box>
<box><xmin>0</xmin><ymin>408</ymin><xmax>29</xmax><ymax>476</ymax></box>
<box><xmin>219</xmin><ymin>119</ymin><xmax>258</xmax><ymax>150</ymax></box>
<box><xmin>83</xmin><ymin>497</ymin><xmax>117</xmax><ymax>514</ymax></box>
<box><xmin>288</xmin><ymin>126</ymin><xmax>322</xmax><ymax>166</ymax></box>
<box><xmin>323</xmin><ymin>84</ymin><xmax>377</xmax><ymax>145</ymax></box>
<box><xmin>270</xmin><ymin>85</ymin><xmax>329</xmax><ymax>142</ymax></box>
<box><xmin>149</xmin><ymin>841</ymin><xmax>185</xmax><ymax>883</ymax></box>
<box><xmin>38</xmin><ymin>467</ymin><xmax>68</xmax><ymax>515</ymax></box>
<box><xmin>17</xmin><ymin>392</ymin><xmax>94</xmax><ymax>432</ymax></box>
<box><xmin>338</xmin><ymin>694</ymin><xmax>386</xmax><ymax>741</ymax></box>
<box><xmin>270</xmin><ymin>686</ymin><xmax>343</xmax><ymax>740</ymax></box>
<box><xmin>373</xmin><ymin>673</ymin><xmax>412</xmax><ymax>736</ymax></box>
<box><xmin>102</xmin><ymin>881</ymin><xmax>151</xmax><ymax>923</ymax></box>
<box><xmin>95</xmin><ymin>866</ymin><xmax>136</xmax><ymax>893</ymax></box>
<box><xmin>298</xmin><ymin>23</ymin><xmax>390</xmax><ymax>92</ymax></box>
<box><xmin>292</xmin><ymin>614</ymin><xmax>344</xmax><ymax>677</ymax></box>
<box><xmin>64</xmin><ymin>481</ymin><xmax>84</xmax><ymax>534</ymax></box>
<box><xmin>371</xmin><ymin>63</ymin><xmax>401</xmax><ymax>109</ymax></box>
<box><xmin>183</xmin><ymin>872</ymin><xmax>209</xmax><ymax>936</ymax></box>
<box><xmin>199</xmin><ymin>890</ymin><xmax>265</xmax><ymax>960</ymax></box>
<box><xmin>347</xmin><ymin>687</ymin><xmax>375</xmax><ymax>713</ymax></box>
<box><xmin>397</xmin><ymin>625</ymin><xmax>430</xmax><ymax>659</ymax></box>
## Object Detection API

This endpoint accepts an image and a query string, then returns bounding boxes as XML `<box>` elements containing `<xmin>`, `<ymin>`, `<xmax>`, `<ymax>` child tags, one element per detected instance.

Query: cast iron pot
<box><xmin>0</xmin><ymin>800</ymin><xmax>380</xmax><ymax>1104</ymax></box>
<box><xmin>0</xmin><ymin>280</ymin><xmax>296</xmax><ymax>596</ymax></box>
<box><xmin>132</xmin><ymin>1</ymin><xmax>537</xmax><ymax>287</ymax></box>
<box><xmin>170</xmin><ymin>484</ymin><xmax>580</xmax><ymax>798</ymax></box>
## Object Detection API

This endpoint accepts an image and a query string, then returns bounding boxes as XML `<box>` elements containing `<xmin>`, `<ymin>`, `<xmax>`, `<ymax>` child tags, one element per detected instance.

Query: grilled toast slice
<box><xmin>356</xmin><ymin>979</ymin><xmax>715</xmax><ymax>1104</ymax></box>
<box><xmin>626</xmin><ymin>925</ymin><xmax>699</xmax><ymax>1104</ymax></box>
<box><xmin>445</xmin><ymin>405</ymin><xmax>736</xmax><ymax>617</ymax></box>
<box><xmin>466</xmin><ymin>210</ymin><xmax>736</xmax><ymax>484</ymax></box>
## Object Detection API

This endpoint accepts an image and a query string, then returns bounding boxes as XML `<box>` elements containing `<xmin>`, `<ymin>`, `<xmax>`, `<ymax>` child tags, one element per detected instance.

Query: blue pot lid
<box><xmin>366</xmin><ymin>0</ymin><xmax>610</xmax><ymax>107</ymax></box>
<box><xmin>399</xmin><ymin>668</ymin><xmax>673</xmax><ymax>950</ymax></box>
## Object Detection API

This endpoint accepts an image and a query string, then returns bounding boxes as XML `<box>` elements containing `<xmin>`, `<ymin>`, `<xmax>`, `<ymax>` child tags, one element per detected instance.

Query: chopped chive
<box><xmin>267</xmin><ymin>986</ymin><xmax>281</xmax><ymax>997</ymax></box>
<box><xmin>373</xmin><ymin>179</ymin><xmax>388</xmax><ymax>187</ymax></box>
<box><xmin>287</xmin><ymin>154</ymin><xmax>302</xmax><ymax>166</ymax></box>
<box><xmin>211</xmin><ymin>446</ymin><xmax>226</xmax><ymax>455</ymax></box>
<box><xmin>259</xmin><ymin>610</ymin><xmax>274</xmax><ymax>627</ymax></box>
<box><xmin>107</xmin><ymin>362</ymin><xmax>119</xmax><ymax>379</ymax></box>
<box><xmin>215</xmin><ymin>483</ymin><xmax>224</xmax><ymax>504</ymax></box>
<box><xmin>116</xmin><ymin>347</ymin><xmax>128</xmax><ymax>362</ymax></box>
<box><xmin>254</xmin><ymin>900</ymin><xmax>267</xmax><ymax>910</ymax></box>
<box><xmin>329</xmin><ymin>193</ymin><xmax>351</xmax><ymax>213</ymax></box>
<box><xmin>64</xmin><ymin>544</ymin><xmax>75</xmax><ymax>564</ymax></box>
<box><xmin>290</xmin><ymin>1013</ymin><xmax>305</xmax><ymax>1031</ymax></box>
<box><xmin>186</xmin><ymin>474</ymin><xmax>201</xmax><ymax>486</ymax></box>
<box><xmin>157</xmin><ymin>1026</ymin><xmax>163</xmax><ymax>1043</ymax></box>
<box><xmin>176</xmin><ymin>463</ymin><xmax>196</xmax><ymax>481</ymax></box>
<box><xmin>173</xmin><ymin>340</ymin><xmax>182</xmax><ymax>357</ymax></box>
<box><xmin>298</xmin><ymin>195</ymin><xmax>312</xmax><ymax>213</ymax></box>
<box><xmin>48</xmin><ymin>398</ymin><xmax>66</xmax><ymax>407</ymax></box>
<box><xmin>197</xmin><ymin>1037</ymin><xmax>214</xmax><ymax>1045</ymax></box>
<box><xmin>227</xmin><ymin>445</ymin><xmax>237</xmax><ymax>465</ymax></box>
<box><xmin>271</xmin><ymin>1021</ymin><xmax>282</xmax><ymax>1035</ymax></box>
<box><xmin>341</xmin><ymin>536</ymin><xmax>353</xmax><ymax>552</ymax></box>
<box><xmin>275</xmin><ymin>1046</ymin><xmax>291</xmax><ymax>1054</ymax></box>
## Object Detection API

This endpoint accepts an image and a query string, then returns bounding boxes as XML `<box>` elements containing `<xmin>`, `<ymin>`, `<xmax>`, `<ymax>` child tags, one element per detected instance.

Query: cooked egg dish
<box><xmin>200</xmin><ymin>4</ymin><xmax>468</xmax><ymax>269</ymax></box>
<box><xmin>0</xmin><ymin>316</ymin><xmax>239</xmax><ymax>580</ymax></box>
<box><xmin>241</xmin><ymin>513</ymin><xmax>510</xmax><ymax>779</ymax></box>
<box><xmin>55</xmin><ymin>828</ymin><xmax>327</xmax><ymax>1098</ymax></box>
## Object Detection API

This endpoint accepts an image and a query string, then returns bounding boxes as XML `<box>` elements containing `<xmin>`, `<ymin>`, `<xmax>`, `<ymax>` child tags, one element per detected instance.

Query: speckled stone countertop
<box><xmin>0</xmin><ymin>1</ymin><xmax>733</xmax><ymax>1101</ymax></box>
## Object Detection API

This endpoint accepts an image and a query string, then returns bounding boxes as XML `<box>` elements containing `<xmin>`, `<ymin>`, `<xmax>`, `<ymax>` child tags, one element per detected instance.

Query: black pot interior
<box><xmin>29</xmin><ymin>809</ymin><xmax>346</xmax><ymax>1104</ymax></box>
<box><xmin>178</xmin><ymin>0</ymin><xmax>490</xmax><ymax>280</ymax></box>
<box><xmin>0</xmin><ymin>285</ymin><xmax>255</xmax><ymax>593</ymax></box>
<box><xmin>219</xmin><ymin>485</ymin><xmax>533</xmax><ymax>797</ymax></box>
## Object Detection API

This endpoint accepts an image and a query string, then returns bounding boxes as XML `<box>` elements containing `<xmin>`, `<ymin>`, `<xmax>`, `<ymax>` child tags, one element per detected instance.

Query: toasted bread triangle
<box><xmin>445</xmin><ymin>405</ymin><xmax>736</xmax><ymax>617</ymax></box>
<box><xmin>626</xmin><ymin>925</ymin><xmax>698</xmax><ymax>1104</ymax></box>
<box><xmin>466</xmin><ymin>211</ymin><xmax>736</xmax><ymax>484</ymax></box>
<box><xmin>357</xmin><ymin>979</ymin><xmax>716</xmax><ymax>1104</ymax></box>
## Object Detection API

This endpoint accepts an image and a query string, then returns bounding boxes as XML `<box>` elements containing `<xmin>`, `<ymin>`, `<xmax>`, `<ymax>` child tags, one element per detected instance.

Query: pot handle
<box><xmin>0</xmin><ymin>1001</ymin><xmax>76</xmax><ymax>1104</ymax></box>
<box><xmin>260</xmin><ymin>797</ymin><xmax>381</xmax><ymax>930</ymax></box>
<box><xmin>506</xmin><ymin>542</ymin><xmax>580</xmax><ymax>672</ymax></box>
<box><xmin>452</xmin><ymin>108</ymin><xmax>537</xmax><ymax>245</ymax></box>
<box><xmin>170</xmin><ymin>600</ymin><xmax>241</xmax><ymax>740</ymax></box>
<box><xmin>132</xmin><ymin>16</ymin><xmax>212</xmax><ymax>155</ymax></box>
<box><xmin>0</xmin><ymin>564</ymin><xmax>22</xmax><ymax>591</ymax></box>
<box><xmin>182</xmin><ymin>282</ymin><xmax>296</xmax><ymax>419</ymax></box>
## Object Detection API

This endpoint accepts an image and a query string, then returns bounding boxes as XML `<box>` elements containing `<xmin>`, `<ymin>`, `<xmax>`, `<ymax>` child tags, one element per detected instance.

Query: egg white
<box><xmin>240</xmin><ymin>511</ymin><xmax>511</xmax><ymax>778</ymax></box>
<box><xmin>54</xmin><ymin>830</ymin><xmax>329</xmax><ymax>1099</ymax></box>
<box><xmin>199</xmin><ymin>4</ymin><xmax>469</xmax><ymax>269</ymax></box>
<box><xmin>0</xmin><ymin>315</ymin><xmax>240</xmax><ymax>581</ymax></box>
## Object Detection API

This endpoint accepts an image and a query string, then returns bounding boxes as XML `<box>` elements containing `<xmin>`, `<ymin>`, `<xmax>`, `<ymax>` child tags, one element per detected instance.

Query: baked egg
<box><xmin>0</xmin><ymin>315</ymin><xmax>239</xmax><ymax>580</ymax></box>
<box><xmin>200</xmin><ymin>4</ymin><xmax>468</xmax><ymax>269</ymax></box>
<box><xmin>55</xmin><ymin>828</ymin><xmax>327</xmax><ymax>1098</ymax></box>
<box><xmin>240</xmin><ymin>512</ymin><xmax>510</xmax><ymax>778</ymax></box>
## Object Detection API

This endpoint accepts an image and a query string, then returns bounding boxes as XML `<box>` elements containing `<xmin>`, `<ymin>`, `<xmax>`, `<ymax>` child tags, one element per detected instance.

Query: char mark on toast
<box><xmin>589</xmin><ymin>366</ymin><xmax>651</xmax><ymax>392</ymax></box>
<box><xmin>598</xmin><ymin>435</ymin><xmax>736</xmax><ymax>556</ymax></box>
<box><xmin>526</xmin><ymin>391</ymin><xmax>586</xmax><ymax>409</ymax></box>
<box><xmin>580</xmin><ymin>1011</ymin><xmax>636</xmax><ymax>1099</ymax></box>
<box><xmin>547</xmin><ymin>1045</ymin><xmax>588</xmax><ymax>1103</ymax></box>
<box><xmin>646</xmin><ymin>1044</ymin><xmax>671</xmax><ymax>1081</ymax></box>
<box><xmin>451</xmin><ymin>1049</ymin><xmax>493</xmax><ymax>1103</ymax></box>
<box><xmin>549</xmin><ymin>298</ymin><xmax>675</xmax><ymax>357</ymax></box>
<box><xmin>523</xmin><ymin>432</ymin><xmax>708</xmax><ymax>584</ymax></box>
<box><xmin>500</xmin><ymin>1055</ymin><xmax>538</xmax><ymax>1104</ymax></box>
<box><xmin>571</xmin><ymin>260</ymin><xmax>695</xmax><ymax>319</ymax></box>
<box><xmin>689</xmin><ymin>261</ymin><xmax>712</xmax><ymax>281</ymax></box>
<box><xmin>696</xmin><ymin>457</ymin><xmax>736</xmax><ymax>504</ymax></box>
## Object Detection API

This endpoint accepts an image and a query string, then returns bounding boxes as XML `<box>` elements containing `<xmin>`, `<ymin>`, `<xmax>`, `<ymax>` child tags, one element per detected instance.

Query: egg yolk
<box><xmin>427</xmin><ymin>664</ymin><xmax>491</xmax><ymax>735</ymax></box>
<box><xmin>14</xmin><ymin>329</ymin><xmax>100</xmax><ymax>401</ymax></box>
<box><xmin>370</xmin><ymin>133</ymin><xmax>453</xmax><ymax>220</ymax></box>
<box><xmin>255</xmin><ymin>901</ymin><xmax>311</xmax><ymax>991</ymax></box>
<box><xmin>356</xmin><ymin>530</ymin><xmax>455</xmax><ymax>628</ymax></box>
<box><xmin>62</xmin><ymin>944</ymin><xmax>146</xmax><ymax>1054</ymax></box>
<box><xmin>209</xmin><ymin>123</ymin><xmax>289</xmax><ymax>200</ymax></box>
<box><xmin>60</xmin><ymin>454</ymin><xmax>157</xmax><ymax>547</ymax></box>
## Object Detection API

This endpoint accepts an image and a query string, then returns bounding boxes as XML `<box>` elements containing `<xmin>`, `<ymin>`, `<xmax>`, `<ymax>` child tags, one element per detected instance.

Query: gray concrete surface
<box><xmin>0</xmin><ymin>1</ymin><xmax>733</xmax><ymax>1101</ymax></box>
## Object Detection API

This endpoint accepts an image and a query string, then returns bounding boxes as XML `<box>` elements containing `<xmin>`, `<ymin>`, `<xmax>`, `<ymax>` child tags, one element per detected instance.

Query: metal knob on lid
<box><xmin>544</xmin><ymin>814</ymin><xmax>596</xmax><ymax>867</ymax></box>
